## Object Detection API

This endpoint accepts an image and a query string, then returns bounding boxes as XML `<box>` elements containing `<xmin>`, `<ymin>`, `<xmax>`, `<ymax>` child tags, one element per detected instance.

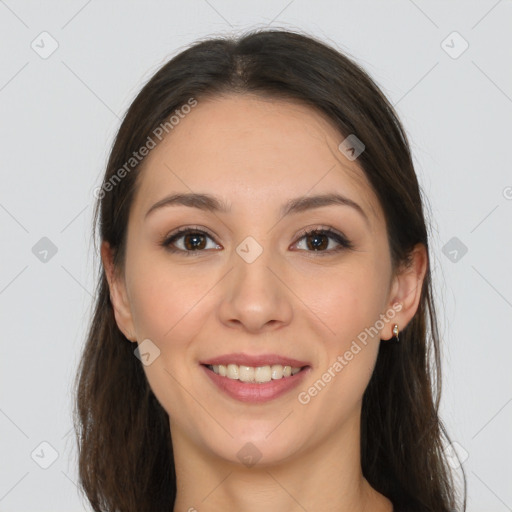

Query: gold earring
<box><xmin>391</xmin><ymin>324</ymin><xmax>399</xmax><ymax>343</ymax></box>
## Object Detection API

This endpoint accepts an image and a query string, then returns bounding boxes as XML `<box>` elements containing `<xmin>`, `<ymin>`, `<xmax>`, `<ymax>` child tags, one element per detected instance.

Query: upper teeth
<box><xmin>209</xmin><ymin>364</ymin><xmax>302</xmax><ymax>383</ymax></box>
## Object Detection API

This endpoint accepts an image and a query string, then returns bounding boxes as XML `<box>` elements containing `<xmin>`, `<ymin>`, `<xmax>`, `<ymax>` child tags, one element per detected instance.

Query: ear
<box><xmin>101</xmin><ymin>241</ymin><xmax>137</xmax><ymax>342</ymax></box>
<box><xmin>381</xmin><ymin>243</ymin><xmax>428</xmax><ymax>340</ymax></box>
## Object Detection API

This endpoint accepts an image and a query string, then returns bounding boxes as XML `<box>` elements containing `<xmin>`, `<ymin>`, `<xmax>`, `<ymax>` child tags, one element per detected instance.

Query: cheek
<box><xmin>296</xmin><ymin>276</ymin><xmax>384</xmax><ymax>422</ymax></box>
<box><xmin>125</xmin><ymin>259</ymin><xmax>213</xmax><ymax>413</ymax></box>
<box><xmin>307</xmin><ymin>262</ymin><xmax>389</xmax><ymax>345</ymax></box>
<box><xmin>126</xmin><ymin>256</ymin><xmax>210</xmax><ymax>342</ymax></box>
<box><xmin>297</xmin><ymin>260</ymin><xmax>389</xmax><ymax>400</ymax></box>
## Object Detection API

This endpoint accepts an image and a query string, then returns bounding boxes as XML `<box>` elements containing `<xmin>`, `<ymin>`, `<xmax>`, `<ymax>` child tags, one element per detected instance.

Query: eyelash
<box><xmin>160</xmin><ymin>225</ymin><xmax>354</xmax><ymax>256</ymax></box>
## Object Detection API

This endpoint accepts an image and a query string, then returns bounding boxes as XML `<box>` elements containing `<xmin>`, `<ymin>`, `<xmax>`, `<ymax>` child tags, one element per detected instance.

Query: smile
<box><xmin>206</xmin><ymin>363</ymin><xmax>303</xmax><ymax>383</ymax></box>
<box><xmin>201</xmin><ymin>363</ymin><xmax>311</xmax><ymax>403</ymax></box>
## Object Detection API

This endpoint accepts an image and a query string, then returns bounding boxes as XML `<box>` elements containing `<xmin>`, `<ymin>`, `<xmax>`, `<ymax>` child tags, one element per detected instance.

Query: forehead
<box><xmin>131</xmin><ymin>94</ymin><xmax>381</xmax><ymax>225</ymax></box>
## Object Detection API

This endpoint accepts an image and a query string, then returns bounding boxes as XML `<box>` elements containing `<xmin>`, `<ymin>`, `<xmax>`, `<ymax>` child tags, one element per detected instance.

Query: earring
<box><xmin>390</xmin><ymin>324</ymin><xmax>400</xmax><ymax>343</ymax></box>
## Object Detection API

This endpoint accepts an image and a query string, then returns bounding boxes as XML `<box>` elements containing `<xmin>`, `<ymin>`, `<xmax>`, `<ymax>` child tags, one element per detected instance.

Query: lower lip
<box><xmin>201</xmin><ymin>364</ymin><xmax>311</xmax><ymax>403</ymax></box>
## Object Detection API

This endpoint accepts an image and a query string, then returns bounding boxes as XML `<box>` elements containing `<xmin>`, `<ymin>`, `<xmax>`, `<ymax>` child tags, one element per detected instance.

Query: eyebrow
<box><xmin>144</xmin><ymin>192</ymin><xmax>369</xmax><ymax>225</ymax></box>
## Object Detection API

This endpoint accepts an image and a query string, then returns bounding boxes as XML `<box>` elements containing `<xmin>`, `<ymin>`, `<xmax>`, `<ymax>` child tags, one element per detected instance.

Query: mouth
<box><xmin>202</xmin><ymin>363</ymin><xmax>309</xmax><ymax>383</ymax></box>
<box><xmin>200</xmin><ymin>358</ymin><xmax>312</xmax><ymax>403</ymax></box>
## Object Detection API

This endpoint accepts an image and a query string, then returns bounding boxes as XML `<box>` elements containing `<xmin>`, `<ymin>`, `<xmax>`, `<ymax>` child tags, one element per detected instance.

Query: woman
<box><xmin>74</xmin><ymin>29</ymin><xmax>466</xmax><ymax>511</ymax></box>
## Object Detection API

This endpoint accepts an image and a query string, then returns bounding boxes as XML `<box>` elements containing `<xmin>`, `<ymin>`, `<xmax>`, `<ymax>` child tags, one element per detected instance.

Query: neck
<box><xmin>170</xmin><ymin>414</ymin><xmax>392</xmax><ymax>512</ymax></box>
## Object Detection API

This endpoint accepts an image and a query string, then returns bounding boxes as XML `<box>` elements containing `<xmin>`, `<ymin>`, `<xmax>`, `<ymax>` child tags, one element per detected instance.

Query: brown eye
<box><xmin>303</xmin><ymin>231</ymin><xmax>329</xmax><ymax>251</ymax></box>
<box><xmin>162</xmin><ymin>228</ymin><xmax>221</xmax><ymax>255</ymax></box>
<box><xmin>293</xmin><ymin>228</ymin><xmax>353</xmax><ymax>254</ymax></box>
<box><xmin>181</xmin><ymin>232</ymin><xmax>207</xmax><ymax>250</ymax></box>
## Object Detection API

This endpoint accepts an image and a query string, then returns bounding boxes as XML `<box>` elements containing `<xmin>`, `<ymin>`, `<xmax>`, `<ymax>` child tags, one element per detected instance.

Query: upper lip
<box><xmin>200</xmin><ymin>353</ymin><xmax>310</xmax><ymax>368</ymax></box>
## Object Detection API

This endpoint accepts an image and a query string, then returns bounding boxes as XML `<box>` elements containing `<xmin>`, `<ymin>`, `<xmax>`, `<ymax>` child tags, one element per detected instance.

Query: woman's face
<box><xmin>106</xmin><ymin>94</ymin><xmax>405</xmax><ymax>466</ymax></box>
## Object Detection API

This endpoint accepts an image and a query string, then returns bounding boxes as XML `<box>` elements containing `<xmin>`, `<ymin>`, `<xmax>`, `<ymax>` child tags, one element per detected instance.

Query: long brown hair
<box><xmin>73</xmin><ymin>29</ymin><xmax>466</xmax><ymax>511</ymax></box>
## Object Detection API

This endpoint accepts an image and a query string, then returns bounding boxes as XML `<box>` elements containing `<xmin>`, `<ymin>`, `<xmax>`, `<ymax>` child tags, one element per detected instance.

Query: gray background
<box><xmin>1</xmin><ymin>1</ymin><xmax>511</xmax><ymax>510</ymax></box>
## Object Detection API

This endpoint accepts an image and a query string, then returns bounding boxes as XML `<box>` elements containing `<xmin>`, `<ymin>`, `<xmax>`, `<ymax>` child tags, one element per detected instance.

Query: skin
<box><xmin>102</xmin><ymin>94</ymin><xmax>427</xmax><ymax>512</ymax></box>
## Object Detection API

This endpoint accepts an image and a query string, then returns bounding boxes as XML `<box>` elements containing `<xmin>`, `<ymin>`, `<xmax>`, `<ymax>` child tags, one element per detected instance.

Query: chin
<box><xmin>202</xmin><ymin>427</ymin><xmax>303</xmax><ymax>469</ymax></box>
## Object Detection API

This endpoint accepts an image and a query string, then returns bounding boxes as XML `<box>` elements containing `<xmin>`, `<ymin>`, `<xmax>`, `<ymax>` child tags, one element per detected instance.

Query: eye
<box><xmin>161</xmin><ymin>227</ymin><xmax>221</xmax><ymax>255</ymax></box>
<box><xmin>160</xmin><ymin>225</ymin><xmax>353</xmax><ymax>256</ymax></box>
<box><xmin>292</xmin><ymin>227</ymin><xmax>353</xmax><ymax>254</ymax></box>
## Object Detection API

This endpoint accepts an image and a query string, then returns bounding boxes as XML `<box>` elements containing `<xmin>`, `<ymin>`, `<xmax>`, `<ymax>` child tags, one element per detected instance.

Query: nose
<box><xmin>217</xmin><ymin>246</ymin><xmax>294</xmax><ymax>334</ymax></box>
